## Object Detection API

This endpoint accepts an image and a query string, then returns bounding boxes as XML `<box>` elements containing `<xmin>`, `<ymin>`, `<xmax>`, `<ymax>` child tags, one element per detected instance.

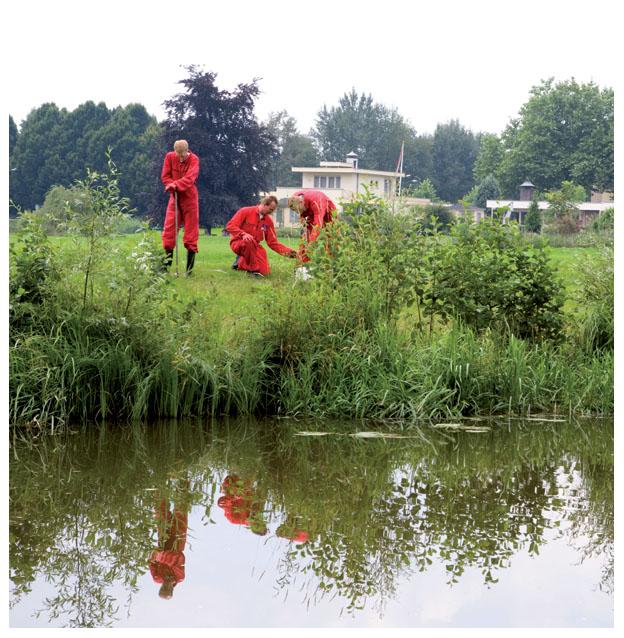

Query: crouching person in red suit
<box><xmin>226</xmin><ymin>195</ymin><xmax>297</xmax><ymax>277</ymax></box>
<box><xmin>149</xmin><ymin>481</ymin><xmax>191</xmax><ymax>600</ymax></box>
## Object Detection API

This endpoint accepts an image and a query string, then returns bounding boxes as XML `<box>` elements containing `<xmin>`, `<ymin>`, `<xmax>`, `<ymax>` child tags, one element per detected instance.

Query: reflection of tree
<box><xmin>9</xmin><ymin>417</ymin><xmax>613</xmax><ymax>625</ymax></box>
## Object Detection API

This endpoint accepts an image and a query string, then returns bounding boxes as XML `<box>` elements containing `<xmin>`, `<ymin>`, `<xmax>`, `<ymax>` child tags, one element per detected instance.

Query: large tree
<box><xmin>311</xmin><ymin>90</ymin><xmax>416</xmax><ymax>172</ymax></box>
<box><xmin>264</xmin><ymin>110</ymin><xmax>318</xmax><ymax>188</ymax></box>
<box><xmin>430</xmin><ymin>119</ymin><xmax>479</xmax><ymax>202</ymax></box>
<box><xmin>497</xmin><ymin>78</ymin><xmax>614</xmax><ymax>196</ymax></box>
<box><xmin>156</xmin><ymin>66</ymin><xmax>278</xmax><ymax>228</ymax></box>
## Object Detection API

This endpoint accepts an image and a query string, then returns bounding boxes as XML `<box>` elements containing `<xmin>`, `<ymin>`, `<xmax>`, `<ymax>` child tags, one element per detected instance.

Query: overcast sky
<box><xmin>4</xmin><ymin>0</ymin><xmax>619</xmax><ymax>138</ymax></box>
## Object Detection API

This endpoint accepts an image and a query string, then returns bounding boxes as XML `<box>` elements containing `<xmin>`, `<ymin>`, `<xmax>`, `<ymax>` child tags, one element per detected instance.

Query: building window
<box><xmin>313</xmin><ymin>175</ymin><xmax>341</xmax><ymax>189</ymax></box>
<box><xmin>290</xmin><ymin>210</ymin><xmax>300</xmax><ymax>224</ymax></box>
<box><xmin>384</xmin><ymin>179</ymin><xmax>391</xmax><ymax>195</ymax></box>
<box><xmin>370</xmin><ymin>180</ymin><xmax>379</xmax><ymax>189</ymax></box>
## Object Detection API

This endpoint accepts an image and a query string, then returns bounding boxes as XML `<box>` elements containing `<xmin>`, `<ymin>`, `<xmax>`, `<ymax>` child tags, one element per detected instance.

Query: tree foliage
<box><xmin>497</xmin><ymin>78</ymin><xmax>613</xmax><ymax>196</ymax></box>
<box><xmin>156</xmin><ymin>66</ymin><xmax>278</xmax><ymax>227</ymax></box>
<box><xmin>473</xmin><ymin>174</ymin><xmax>501</xmax><ymax>208</ymax></box>
<box><xmin>9</xmin><ymin>102</ymin><xmax>157</xmax><ymax>215</ymax></box>
<box><xmin>264</xmin><ymin>110</ymin><xmax>318</xmax><ymax>188</ymax></box>
<box><xmin>311</xmin><ymin>89</ymin><xmax>416</xmax><ymax>171</ymax></box>
<box><xmin>430</xmin><ymin>120</ymin><xmax>480</xmax><ymax>202</ymax></box>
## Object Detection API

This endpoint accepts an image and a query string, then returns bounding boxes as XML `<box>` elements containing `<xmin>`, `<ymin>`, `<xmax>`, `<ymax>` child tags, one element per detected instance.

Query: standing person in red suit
<box><xmin>288</xmin><ymin>190</ymin><xmax>337</xmax><ymax>261</ymax></box>
<box><xmin>226</xmin><ymin>195</ymin><xmax>297</xmax><ymax>277</ymax></box>
<box><xmin>149</xmin><ymin>480</ymin><xmax>191</xmax><ymax>600</ymax></box>
<box><xmin>161</xmin><ymin>139</ymin><xmax>200</xmax><ymax>276</ymax></box>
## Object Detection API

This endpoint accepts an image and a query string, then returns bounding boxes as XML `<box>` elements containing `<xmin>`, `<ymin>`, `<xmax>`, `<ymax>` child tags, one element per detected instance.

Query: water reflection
<box><xmin>9</xmin><ymin>417</ymin><xmax>613</xmax><ymax>627</ymax></box>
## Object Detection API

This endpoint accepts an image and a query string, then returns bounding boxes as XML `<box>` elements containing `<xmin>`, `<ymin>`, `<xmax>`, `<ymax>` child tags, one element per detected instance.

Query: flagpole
<box><xmin>397</xmin><ymin>141</ymin><xmax>404</xmax><ymax>197</ymax></box>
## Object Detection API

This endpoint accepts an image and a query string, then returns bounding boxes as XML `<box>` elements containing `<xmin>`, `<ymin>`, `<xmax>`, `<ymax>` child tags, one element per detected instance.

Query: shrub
<box><xmin>590</xmin><ymin>207</ymin><xmax>614</xmax><ymax>233</ymax></box>
<box><xmin>429</xmin><ymin>217</ymin><xmax>564</xmax><ymax>340</ymax></box>
<box><xmin>524</xmin><ymin>199</ymin><xmax>542</xmax><ymax>233</ymax></box>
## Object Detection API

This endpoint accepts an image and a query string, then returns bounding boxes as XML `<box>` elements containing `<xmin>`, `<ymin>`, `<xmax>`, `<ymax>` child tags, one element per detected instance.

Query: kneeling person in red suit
<box><xmin>226</xmin><ymin>195</ymin><xmax>297</xmax><ymax>277</ymax></box>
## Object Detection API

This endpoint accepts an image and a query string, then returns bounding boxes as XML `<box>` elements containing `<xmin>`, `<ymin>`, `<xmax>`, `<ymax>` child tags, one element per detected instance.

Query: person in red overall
<box><xmin>149</xmin><ymin>481</ymin><xmax>190</xmax><ymax>600</ymax></box>
<box><xmin>161</xmin><ymin>139</ymin><xmax>200</xmax><ymax>276</ymax></box>
<box><xmin>276</xmin><ymin>518</ymin><xmax>310</xmax><ymax>544</ymax></box>
<box><xmin>216</xmin><ymin>474</ymin><xmax>268</xmax><ymax>536</ymax></box>
<box><xmin>226</xmin><ymin>195</ymin><xmax>297</xmax><ymax>277</ymax></box>
<box><xmin>288</xmin><ymin>190</ymin><xmax>337</xmax><ymax>261</ymax></box>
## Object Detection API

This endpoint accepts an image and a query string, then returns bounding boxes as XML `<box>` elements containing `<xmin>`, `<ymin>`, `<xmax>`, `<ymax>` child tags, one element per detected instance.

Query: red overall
<box><xmin>161</xmin><ymin>150</ymin><xmax>200</xmax><ymax>253</ymax></box>
<box><xmin>217</xmin><ymin>475</ymin><xmax>267</xmax><ymax>535</ymax></box>
<box><xmin>225</xmin><ymin>206</ymin><xmax>293</xmax><ymax>275</ymax></box>
<box><xmin>149</xmin><ymin>499</ymin><xmax>188</xmax><ymax>588</ymax></box>
<box><xmin>292</xmin><ymin>189</ymin><xmax>336</xmax><ymax>261</ymax></box>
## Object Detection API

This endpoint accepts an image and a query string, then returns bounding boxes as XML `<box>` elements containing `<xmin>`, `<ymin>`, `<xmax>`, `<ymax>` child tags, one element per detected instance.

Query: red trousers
<box><xmin>230</xmin><ymin>238</ymin><xmax>271</xmax><ymax>275</ymax></box>
<box><xmin>161</xmin><ymin>194</ymin><xmax>199</xmax><ymax>253</ymax></box>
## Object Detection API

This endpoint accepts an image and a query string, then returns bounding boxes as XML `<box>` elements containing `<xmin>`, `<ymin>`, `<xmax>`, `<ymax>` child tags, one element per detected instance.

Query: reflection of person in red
<box><xmin>226</xmin><ymin>196</ymin><xmax>297</xmax><ymax>277</ymax></box>
<box><xmin>149</xmin><ymin>481</ymin><xmax>190</xmax><ymax>600</ymax></box>
<box><xmin>276</xmin><ymin>518</ymin><xmax>310</xmax><ymax>544</ymax></box>
<box><xmin>288</xmin><ymin>190</ymin><xmax>336</xmax><ymax>262</ymax></box>
<box><xmin>217</xmin><ymin>474</ymin><xmax>267</xmax><ymax>536</ymax></box>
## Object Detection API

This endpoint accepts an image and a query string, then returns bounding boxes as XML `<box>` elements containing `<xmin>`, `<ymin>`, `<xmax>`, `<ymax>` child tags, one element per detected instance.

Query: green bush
<box><xmin>590</xmin><ymin>207</ymin><xmax>614</xmax><ymax>233</ymax></box>
<box><xmin>430</xmin><ymin>217</ymin><xmax>564</xmax><ymax>340</ymax></box>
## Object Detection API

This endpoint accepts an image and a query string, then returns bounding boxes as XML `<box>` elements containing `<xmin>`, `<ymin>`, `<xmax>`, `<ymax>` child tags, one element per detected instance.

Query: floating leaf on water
<box><xmin>430</xmin><ymin>423</ymin><xmax>464</xmax><ymax>430</ymax></box>
<box><xmin>350</xmin><ymin>431</ymin><xmax>417</xmax><ymax>439</ymax></box>
<box><xmin>463</xmin><ymin>427</ymin><xmax>491</xmax><ymax>433</ymax></box>
<box><xmin>294</xmin><ymin>431</ymin><xmax>331</xmax><ymax>436</ymax></box>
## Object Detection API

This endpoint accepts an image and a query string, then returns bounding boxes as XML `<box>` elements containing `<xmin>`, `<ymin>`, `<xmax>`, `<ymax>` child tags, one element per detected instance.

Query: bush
<box><xmin>430</xmin><ymin>217</ymin><xmax>564</xmax><ymax>340</ymax></box>
<box><xmin>525</xmin><ymin>199</ymin><xmax>542</xmax><ymax>233</ymax></box>
<box><xmin>590</xmin><ymin>207</ymin><xmax>614</xmax><ymax>233</ymax></box>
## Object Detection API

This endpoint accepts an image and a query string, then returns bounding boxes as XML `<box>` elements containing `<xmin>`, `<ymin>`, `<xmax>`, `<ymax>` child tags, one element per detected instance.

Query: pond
<box><xmin>9</xmin><ymin>416</ymin><xmax>613</xmax><ymax>628</ymax></box>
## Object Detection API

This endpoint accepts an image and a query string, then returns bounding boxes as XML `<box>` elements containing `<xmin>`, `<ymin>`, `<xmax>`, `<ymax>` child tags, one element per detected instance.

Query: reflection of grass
<box><xmin>10</xmin><ymin>416</ymin><xmax>613</xmax><ymax>623</ymax></box>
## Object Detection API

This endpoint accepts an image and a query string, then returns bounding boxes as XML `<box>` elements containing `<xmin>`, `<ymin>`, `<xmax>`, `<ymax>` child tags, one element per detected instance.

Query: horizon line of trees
<box><xmin>9</xmin><ymin>70</ymin><xmax>614</xmax><ymax>227</ymax></box>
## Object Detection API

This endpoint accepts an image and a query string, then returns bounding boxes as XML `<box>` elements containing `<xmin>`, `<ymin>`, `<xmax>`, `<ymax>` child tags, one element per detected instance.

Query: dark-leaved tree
<box><xmin>156</xmin><ymin>66</ymin><xmax>278</xmax><ymax>228</ymax></box>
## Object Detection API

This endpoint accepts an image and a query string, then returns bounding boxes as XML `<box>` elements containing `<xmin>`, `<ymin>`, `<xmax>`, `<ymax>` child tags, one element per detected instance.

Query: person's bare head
<box><xmin>158</xmin><ymin>578</ymin><xmax>175</xmax><ymax>600</ymax></box>
<box><xmin>173</xmin><ymin>140</ymin><xmax>189</xmax><ymax>162</ymax></box>
<box><xmin>259</xmin><ymin>195</ymin><xmax>278</xmax><ymax>216</ymax></box>
<box><xmin>288</xmin><ymin>195</ymin><xmax>304</xmax><ymax>213</ymax></box>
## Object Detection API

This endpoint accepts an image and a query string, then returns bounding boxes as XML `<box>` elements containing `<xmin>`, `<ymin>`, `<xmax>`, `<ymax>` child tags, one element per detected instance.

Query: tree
<box><xmin>407</xmin><ymin>177</ymin><xmax>437</xmax><ymax>200</ymax></box>
<box><xmin>525</xmin><ymin>198</ymin><xmax>542</xmax><ymax>233</ymax></box>
<box><xmin>311</xmin><ymin>89</ymin><xmax>417</xmax><ymax>171</ymax></box>
<box><xmin>264</xmin><ymin>111</ymin><xmax>318</xmax><ymax>188</ymax></box>
<box><xmin>9</xmin><ymin>115</ymin><xmax>18</xmax><ymax>157</ymax></box>
<box><xmin>473</xmin><ymin>133</ymin><xmax>503</xmax><ymax>184</ymax></box>
<box><xmin>156</xmin><ymin>66</ymin><xmax>278</xmax><ymax>228</ymax></box>
<box><xmin>544</xmin><ymin>180</ymin><xmax>586</xmax><ymax>234</ymax></box>
<box><xmin>431</xmin><ymin>120</ymin><xmax>480</xmax><ymax>202</ymax></box>
<box><xmin>473</xmin><ymin>174</ymin><xmax>501</xmax><ymax>208</ymax></box>
<box><xmin>497</xmin><ymin>78</ymin><xmax>613</xmax><ymax>196</ymax></box>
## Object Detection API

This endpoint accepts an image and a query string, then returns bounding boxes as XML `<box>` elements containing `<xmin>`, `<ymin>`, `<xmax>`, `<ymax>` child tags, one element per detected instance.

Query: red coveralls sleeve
<box><xmin>225</xmin><ymin>208</ymin><xmax>249</xmax><ymax>241</ymax></box>
<box><xmin>264</xmin><ymin>219</ymin><xmax>294</xmax><ymax>256</ymax></box>
<box><xmin>161</xmin><ymin>154</ymin><xmax>175</xmax><ymax>190</ymax></box>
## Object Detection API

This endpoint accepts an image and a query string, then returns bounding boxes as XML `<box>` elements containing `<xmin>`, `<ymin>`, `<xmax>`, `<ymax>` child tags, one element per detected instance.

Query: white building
<box><xmin>486</xmin><ymin>181</ymin><xmax>614</xmax><ymax>227</ymax></box>
<box><xmin>271</xmin><ymin>152</ymin><xmax>405</xmax><ymax>228</ymax></box>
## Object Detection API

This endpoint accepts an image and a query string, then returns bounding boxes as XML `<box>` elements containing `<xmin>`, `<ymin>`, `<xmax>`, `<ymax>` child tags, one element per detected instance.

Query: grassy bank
<box><xmin>9</xmin><ymin>195</ymin><xmax>613</xmax><ymax>428</ymax></box>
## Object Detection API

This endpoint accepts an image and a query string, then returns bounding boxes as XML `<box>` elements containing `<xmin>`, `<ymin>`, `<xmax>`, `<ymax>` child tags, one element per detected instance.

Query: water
<box><xmin>9</xmin><ymin>416</ymin><xmax>613</xmax><ymax>628</ymax></box>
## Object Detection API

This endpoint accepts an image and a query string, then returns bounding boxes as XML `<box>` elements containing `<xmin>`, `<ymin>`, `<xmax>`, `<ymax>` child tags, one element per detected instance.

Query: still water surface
<box><xmin>9</xmin><ymin>416</ymin><xmax>613</xmax><ymax>628</ymax></box>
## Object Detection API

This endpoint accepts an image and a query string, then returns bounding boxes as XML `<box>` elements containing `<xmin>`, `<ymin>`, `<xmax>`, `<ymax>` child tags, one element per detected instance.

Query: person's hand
<box><xmin>165</xmin><ymin>183</ymin><xmax>176</xmax><ymax>193</ymax></box>
<box><xmin>288</xmin><ymin>249</ymin><xmax>297</xmax><ymax>258</ymax></box>
<box><xmin>242</xmin><ymin>233</ymin><xmax>255</xmax><ymax>243</ymax></box>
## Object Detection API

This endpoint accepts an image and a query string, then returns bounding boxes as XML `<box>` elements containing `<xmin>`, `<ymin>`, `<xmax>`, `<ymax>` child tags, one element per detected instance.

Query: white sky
<box><xmin>3</xmin><ymin>0</ymin><xmax>619</xmax><ymax>136</ymax></box>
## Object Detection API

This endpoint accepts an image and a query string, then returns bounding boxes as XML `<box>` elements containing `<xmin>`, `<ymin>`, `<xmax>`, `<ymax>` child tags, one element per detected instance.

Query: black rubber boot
<box><xmin>185</xmin><ymin>250</ymin><xmax>196</xmax><ymax>277</ymax></box>
<box><xmin>163</xmin><ymin>249</ymin><xmax>174</xmax><ymax>271</ymax></box>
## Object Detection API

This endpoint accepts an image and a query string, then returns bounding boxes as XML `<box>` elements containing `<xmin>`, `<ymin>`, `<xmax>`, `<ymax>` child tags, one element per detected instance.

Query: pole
<box><xmin>174</xmin><ymin>191</ymin><xmax>179</xmax><ymax>277</ymax></box>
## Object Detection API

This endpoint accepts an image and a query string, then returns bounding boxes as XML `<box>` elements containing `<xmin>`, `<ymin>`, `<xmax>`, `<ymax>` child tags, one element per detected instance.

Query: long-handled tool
<box><xmin>174</xmin><ymin>191</ymin><xmax>180</xmax><ymax>277</ymax></box>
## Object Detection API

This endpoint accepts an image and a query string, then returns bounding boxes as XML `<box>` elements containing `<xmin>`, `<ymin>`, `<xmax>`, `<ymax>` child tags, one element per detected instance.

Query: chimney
<box><xmin>346</xmin><ymin>151</ymin><xmax>358</xmax><ymax>170</ymax></box>
<box><xmin>519</xmin><ymin>180</ymin><xmax>536</xmax><ymax>201</ymax></box>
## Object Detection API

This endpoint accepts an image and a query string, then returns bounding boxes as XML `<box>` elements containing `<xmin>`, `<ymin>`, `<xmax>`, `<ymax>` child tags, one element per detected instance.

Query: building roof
<box><xmin>292</xmin><ymin>166</ymin><xmax>405</xmax><ymax>178</ymax></box>
<box><xmin>486</xmin><ymin>199</ymin><xmax>614</xmax><ymax>212</ymax></box>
